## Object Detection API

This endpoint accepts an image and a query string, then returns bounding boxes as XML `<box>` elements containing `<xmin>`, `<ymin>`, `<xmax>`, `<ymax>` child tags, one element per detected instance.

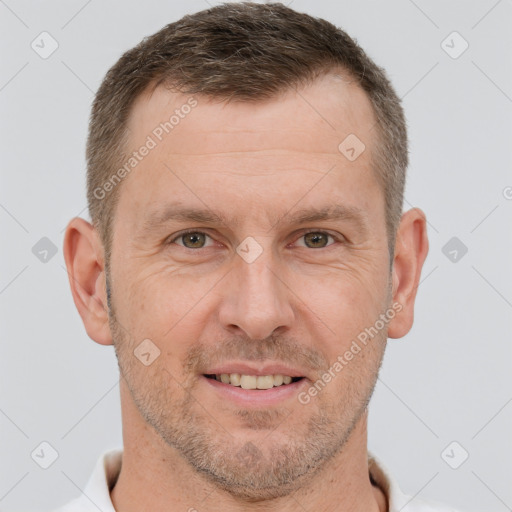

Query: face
<box><xmin>107</xmin><ymin>74</ymin><xmax>392</xmax><ymax>499</ymax></box>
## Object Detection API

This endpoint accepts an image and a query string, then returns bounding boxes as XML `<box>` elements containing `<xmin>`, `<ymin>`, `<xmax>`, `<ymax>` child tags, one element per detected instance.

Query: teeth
<box><xmin>273</xmin><ymin>374</ymin><xmax>284</xmax><ymax>386</ymax></box>
<box><xmin>213</xmin><ymin>373</ymin><xmax>297</xmax><ymax>388</ymax></box>
<box><xmin>256</xmin><ymin>375</ymin><xmax>274</xmax><ymax>389</ymax></box>
<box><xmin>240</xmin><ymin>375</ymin><xmax>257</xmax><ymax>389</ymax></box>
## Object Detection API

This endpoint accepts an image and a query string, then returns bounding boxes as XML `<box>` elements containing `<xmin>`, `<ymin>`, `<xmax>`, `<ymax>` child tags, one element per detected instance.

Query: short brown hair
<box><xmin>86</xmin><ymin>2</ymin><xmax>407</xmax><ymax>267</ymax></box>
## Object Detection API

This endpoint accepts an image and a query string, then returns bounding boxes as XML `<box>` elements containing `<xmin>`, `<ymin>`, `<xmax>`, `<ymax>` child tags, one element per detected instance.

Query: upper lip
<box><xmin>204</xmin><ymin>362</ymin><xmax>308</xmax><ymax>379</ymax></box>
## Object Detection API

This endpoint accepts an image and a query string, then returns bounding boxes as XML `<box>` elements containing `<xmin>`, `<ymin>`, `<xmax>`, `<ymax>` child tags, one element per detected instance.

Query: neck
<box><xmin>111</xmin><ymin>382</ymin><xmax>387</xmax><ymax>512</ymax></box>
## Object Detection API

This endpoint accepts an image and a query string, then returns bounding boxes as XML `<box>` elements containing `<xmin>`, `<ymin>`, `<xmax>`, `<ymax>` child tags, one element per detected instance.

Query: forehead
<box><xmin>116</xmin><ymin>73</ymin><xmax>381</xmax><ymax>237</ymax></box>
<box><xmin>127</xmin><ymin>72</ymin><xmax>376</xmax><ymax>154</ymax></box>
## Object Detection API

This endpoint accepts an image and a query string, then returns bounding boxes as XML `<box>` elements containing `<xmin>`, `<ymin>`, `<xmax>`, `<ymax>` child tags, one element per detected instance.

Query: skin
<box><xmin>64</xmin><ymin>72</ymin><xmax>428</xmax><ymax>512</ymax></box>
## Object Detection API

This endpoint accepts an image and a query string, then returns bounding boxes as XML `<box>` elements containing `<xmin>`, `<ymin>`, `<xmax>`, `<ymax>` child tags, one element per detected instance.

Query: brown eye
<box><xmin>173</xmin><ymin>231</ymin><xmax>210</xmax><ymax>249</ymax></box>
<box><xmin>300</xmin><ymin>232</ymin><xmax>335</xmax><ymax>249</ymax></box>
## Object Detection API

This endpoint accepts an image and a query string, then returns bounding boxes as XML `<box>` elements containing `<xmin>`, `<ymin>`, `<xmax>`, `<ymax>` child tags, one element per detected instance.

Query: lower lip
<box><xmin>201</xmin><ymin>375</ymin><xmax>307</xmax><ymax>407</ymax></box>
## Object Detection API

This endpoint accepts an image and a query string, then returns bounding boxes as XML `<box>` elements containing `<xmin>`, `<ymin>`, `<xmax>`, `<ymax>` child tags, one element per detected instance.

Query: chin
<box><xmin>198</xmin><ymin>458</ymin><xmax>313</xmax><ymax>501</ymax></box>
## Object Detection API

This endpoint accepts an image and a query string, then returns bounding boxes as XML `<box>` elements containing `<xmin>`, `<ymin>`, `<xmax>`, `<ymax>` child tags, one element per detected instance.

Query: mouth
<box><xmin>204</xmin><ymin>373</ymin><xmax>304</xmax><ymax>389</ymax></box>
<box><xmin>201</xmin><ymin>363</ymin><xmax>310</xmax><ymax>407</ymax></box>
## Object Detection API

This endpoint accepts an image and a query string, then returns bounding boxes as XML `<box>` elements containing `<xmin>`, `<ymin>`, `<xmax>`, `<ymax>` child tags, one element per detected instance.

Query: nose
<box><xmin>217</xmin><ymin>248</ymin><xmax>295</xmax><ymax>341</ymax></box>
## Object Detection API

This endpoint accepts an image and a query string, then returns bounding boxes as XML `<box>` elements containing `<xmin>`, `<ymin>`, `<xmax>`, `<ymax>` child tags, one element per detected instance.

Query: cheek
<box><xmin>288</xmin><ymin>275</ymin><xmax>389</xmax><ymax>381</ymax></box>
<box><xmin>295</xmin><ymin>262</ymin><xmax>389</xmax><ymax>329</ymax></box>
<box><xmin>112</xmin><ymin>271</ymin><xmax>208</xmax><ymax>371</ymax></box>
<box><xmin>122</xmin><ymin>264</ymin><xmax>217</xmax><ymax>324</ymax></box>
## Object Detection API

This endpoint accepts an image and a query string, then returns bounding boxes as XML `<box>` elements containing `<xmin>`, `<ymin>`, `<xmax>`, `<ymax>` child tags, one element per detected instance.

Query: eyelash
<box><xmin>168</xmin><ymin>229</ymin><xmax>343</xmax><ymax>250</ymax></box>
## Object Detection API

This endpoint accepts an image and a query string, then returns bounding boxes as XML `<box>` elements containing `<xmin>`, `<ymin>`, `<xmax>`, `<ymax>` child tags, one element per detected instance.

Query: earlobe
<box><xmin>387</xmin><ymin>208</ymin><xmax>429</xmax><ymax>339</ymax></box>
<box><xmin>63</xmin><ymin>217</ymin><xmax>113</xmax><ymax>346</ymax></box>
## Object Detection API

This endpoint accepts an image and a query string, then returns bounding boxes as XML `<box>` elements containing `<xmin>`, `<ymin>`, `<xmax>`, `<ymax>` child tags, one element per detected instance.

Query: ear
<box><xmin>63</xmin><ymin>217</ymin><xmax>113</xmax><ymax>345</ymax></box>
<box><xmin>387</xmin><ymin>208</ymin><xmax>429</xmax><ymax>339</ymax></box>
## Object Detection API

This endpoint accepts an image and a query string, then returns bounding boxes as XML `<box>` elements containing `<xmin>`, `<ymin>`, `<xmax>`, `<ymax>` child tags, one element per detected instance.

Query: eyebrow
<box><xmin>140</xmin><ymin>203</ymin><xmax>369</xmax><ymax>236</ymax></box>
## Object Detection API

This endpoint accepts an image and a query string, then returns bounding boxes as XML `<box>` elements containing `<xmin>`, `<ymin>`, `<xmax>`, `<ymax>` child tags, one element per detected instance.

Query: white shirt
<box><xmin>53</xmin><ymin>449</ymin><xmax>462</xmax><ymax>512</ymax></box>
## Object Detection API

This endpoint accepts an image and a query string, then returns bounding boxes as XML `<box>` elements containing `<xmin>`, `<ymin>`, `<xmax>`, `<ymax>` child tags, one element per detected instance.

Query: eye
<box><xmin>295</xmin><ymin>231</ymin><xmax>338</xmax><ymax>249</ymax></box>
<box><xmin>167</xmin><ymin>230</ymin><xmax>342</xmax><ymax>250</ymax></box>
<box><xmin>170</xmin><ymin>230</ymin><xmax>214</xmax><ymax>249</ymax></box>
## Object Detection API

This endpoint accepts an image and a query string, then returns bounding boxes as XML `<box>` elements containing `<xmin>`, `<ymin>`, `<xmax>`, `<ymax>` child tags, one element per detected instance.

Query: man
<box><xmin>59</xmin><ymin>2</ymin><xmax>461</xmax><ymax>511</ymax></box>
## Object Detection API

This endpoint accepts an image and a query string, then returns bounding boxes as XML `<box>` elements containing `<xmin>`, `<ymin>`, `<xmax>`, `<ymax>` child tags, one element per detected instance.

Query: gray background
<box><xmin>1</xmin><ymin>0</ymin><xmax>511</xmax><ymax>510</ymax></box>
